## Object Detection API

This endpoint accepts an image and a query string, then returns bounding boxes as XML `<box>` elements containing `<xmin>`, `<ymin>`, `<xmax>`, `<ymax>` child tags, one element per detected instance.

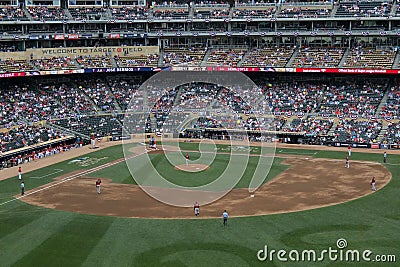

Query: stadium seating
<box><xmin>206</xmin><ymin>48</ymin><xmax>247</xmax><ymax>67</ymax></box>
<box><xmin>241</xmin><ymin>47</ymin><xmax>295</xmax><ymax>67</ymax></box>
<box><xmin>28</xmin><ymin>7</ymin><xmax>68</xmax><ymax>21</ymax></box>
<box><xmin>163</xmin><ymin>47</ymin><xmax>206</xmax><ymax>66</ymax></box>
<box><xmin>114</xmin><ymin>54</ymin><xmax>159</xmax><ymax>67</ymax></box>
<box><xmin>292</xmin><ymin>47</ymin><xmax>344</xmax><ymax>68</ymax></box>
<box><xmin>343</xmin><ymin>47</ymin><xmax>396</xmax><ymax>69</ymax></box>
<box><xmin>110</xmin><ymin>6</ymin><xmax>149</xmax><ymax>20</ymax></box>
<box><xmin>332</xmin><ymin>119</ymin><xmax>382</xmax><ymax>143</ymax></box>
<box><xmin>0</xmin><ymin>6</ymin><xmax>28</xmax><ymax>21</ymax></box>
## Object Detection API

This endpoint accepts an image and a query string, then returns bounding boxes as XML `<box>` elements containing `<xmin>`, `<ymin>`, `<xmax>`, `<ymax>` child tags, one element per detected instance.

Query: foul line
<box><xmin>0</xmin><ymin>151</ymin><xmax>146</xmax><ymax>208</ymax></box>
<box><xmin>278</xmin><ymin>149</ymin><xmax>318</xmax><ymax>155</ymax></box>
<box><xmin>30</xmin><ymin>169</ymin><xmax>64</xmax><ymax>179</ymax></box>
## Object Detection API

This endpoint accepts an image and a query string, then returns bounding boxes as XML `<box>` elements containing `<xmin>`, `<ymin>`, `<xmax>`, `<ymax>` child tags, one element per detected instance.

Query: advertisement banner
<box><xmin>54</xmin><ymin>34</ymin><xmax>65</xmax><ymax>40</ymax></box>
<box><xmin>26</xmin><ymin>46</ymin><xmax>159</xmax><ymax>59</ymax></box>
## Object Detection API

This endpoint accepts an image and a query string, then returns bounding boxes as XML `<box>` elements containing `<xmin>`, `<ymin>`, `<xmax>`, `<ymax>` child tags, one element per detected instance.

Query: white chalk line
<box><xmin>30</xmin><ymin>169</ymin><xmax>64</xmax><ymax>179</ymax></box>
<box><xmin>0</xmin><ymin>151</ymin><xmax>146</xmax><ymax>208</ymax></box>
<box><xmin>278</xmin><ymin>149</ymin><xmax>318</xmax><ymax>155</ymax></box>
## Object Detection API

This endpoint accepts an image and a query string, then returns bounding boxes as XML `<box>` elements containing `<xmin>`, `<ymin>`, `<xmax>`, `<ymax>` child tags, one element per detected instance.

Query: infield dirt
<box><xmin>20</xmin><ymin>141</ymin><xmax>391</xmax><ymax>219</ymax></box>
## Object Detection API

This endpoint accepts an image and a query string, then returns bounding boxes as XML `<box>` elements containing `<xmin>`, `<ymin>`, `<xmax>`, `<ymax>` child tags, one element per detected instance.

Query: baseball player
<box><xmin>18</xmin><ymin>166</ymin><xmax>22</xmax><ymax>180</ymax></box>
<box><xmin>194</xmin><ymin>201</ymin><xmax>200</xmax><ymax>216</ymax></box>
<box><xmin>96</xmin><ymin>178</ymin><xmax>102</xmax><ymax>194</ymax></box>
<box><xmin>371</xmin><ymin>177</ymin><xmax>376</xmax><ymax>191</ymax></box>
<box><xmin>383</xmin><ymin>152</ymin><xmax>387</xmax><ymax>163</ymax></box>
<box><xmin>91</xmin><ymin>133</ymin><xmax>95</xmax><ymax>149</ymax></box>
<box><xmin>20</xmin><ymin>181</ymin><xmax>25</xmax><ymax>196</ymax></box>
<box><xmin>345</xmin><ymin>155</ymin><xmax>350</xmax><ymax>168</ymax></box>
<box><xmin>222</xmin><ymin>210</ymin><xmax>229</xmax><ymax>226</ymax></box>
<box><xmin>185</xmin><ymin>153</ymin><xmax>189</xmax><ymax>165</ymax></box>
<box><xmin>347</xmin><ymin>144</ymin><xmax>351</xmax><ymax>157</ymax></box>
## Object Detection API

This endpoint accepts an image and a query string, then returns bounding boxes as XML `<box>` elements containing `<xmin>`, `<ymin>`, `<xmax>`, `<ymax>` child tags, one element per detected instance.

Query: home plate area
<box><xmin>174</xmin><ymin>164</ymin><xmax>210</xmax><ymax>172</ymax></box>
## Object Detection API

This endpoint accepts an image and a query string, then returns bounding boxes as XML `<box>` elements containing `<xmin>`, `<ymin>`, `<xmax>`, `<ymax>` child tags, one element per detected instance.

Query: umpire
<box><xmin>222</xmin><ymin>210</ymin><xmax>229</xmax><ymax>226</ymax></box>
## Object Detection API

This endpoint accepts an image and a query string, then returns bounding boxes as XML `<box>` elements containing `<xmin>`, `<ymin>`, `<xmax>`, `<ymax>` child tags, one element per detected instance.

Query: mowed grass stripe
<box><xmin>13</xmin><ymin>216</ymin><xmax>115</xmax><ymax>267</ymax></box>
<box><xmin>81</xmin><ymin>219</ymin><xmax>154</xmax><ymax>267</ymax></box>
<box><xmin>0</xmin><ymin>202</ymin><xmax>50</xmax><ymax>238</ymax></box>
<box><xmin>0</xmin><ymin>209</ymin><xmax>76</xmax><ymax>266</ymax></box>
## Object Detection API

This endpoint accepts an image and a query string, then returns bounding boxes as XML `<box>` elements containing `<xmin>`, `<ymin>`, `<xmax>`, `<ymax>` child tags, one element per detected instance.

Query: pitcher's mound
<box><xmin>174</xmin><ymin>164</ymin><xmax>210</xmax><ymax>172</ymax></box>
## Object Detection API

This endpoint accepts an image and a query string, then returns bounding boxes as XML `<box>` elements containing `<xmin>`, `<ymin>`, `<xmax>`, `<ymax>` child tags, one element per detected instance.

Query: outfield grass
<box><xmin>0</xmin><ymin>144</ymin><xmax>399</xmax><ymax>266</ymax></box>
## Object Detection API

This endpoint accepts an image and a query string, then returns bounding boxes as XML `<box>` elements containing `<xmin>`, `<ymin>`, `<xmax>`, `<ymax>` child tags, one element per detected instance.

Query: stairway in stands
<box><xmin>338</xmin><ymin>48</ymin><xmax>350</xmax><ymax>67</ymax></box>
<box><xmin>376</xmin><ymin>123</ymin><xmax>388</xmax><ymax>143</ymax></box>
<box><xmin>326</xmin><ymin>118</ymin><xmax>338</xmax><ymax>137</ymax></box>
<box><xmin>376</xmin><ymin>88</ymin><xmax>390</xmax><ymax>115</ymax></box>
<box><xmin>49</xmin><ymin>123</ymin><xmax>90</xmax><ymax>140</ymax></box>
<box><xmin>237</xmin><ymin>49</ymin><xmax>250</xmax><ymax>67</ymax></box>
<box><xmin>158</xmin><ymin>49</ymin><xmax>165</xmax><ymax>67</ymax></box>
<box><xmin>392</xmin><ymin>50</ymin><xmax>400</xmax><ymax>69</ymax></box>
<box><xmin>200</xmin><ymin>48</ymin><xmax>212</xmax><ymax>66</ymax></box>
<box><xmin>286</xmin><ymin>48</ymin><xmax>299</xmax><ymax>67</ymax></box>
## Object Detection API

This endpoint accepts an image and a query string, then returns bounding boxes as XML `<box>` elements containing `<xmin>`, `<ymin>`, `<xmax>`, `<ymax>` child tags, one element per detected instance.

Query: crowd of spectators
<box><xmin>2</xmin><ymin>74</ymin><xmax>400</xmax><ymax>160</ymax></box>
<box><xmin>379</xmin><ymin>84</ymin><xmax>400</xmax><ymax>119</ymax></box>
<box><xmin>79</xmin><ymin>79</ymin><xmax>117</xmax><ymax>113</ymax></box>
<box><xmin>0</xmin><ymin>45</ymin><xmax>399</xmax><ymax>72</ymax></box>
<box><xmin>343</xmin><ymin>46</ymin><xmax>396</xmax><ymax>69</ymax></box>
<box><xmin>0</xmin><ymin>125</ymin><xmax>64</xmax><ymax>153</ymax></box>
<box><xmin>206</xmin><ymin>48</ymin><xmax>246</xmax><ymax>66</ymax></box>
<box><xmin>69</xmin><ymin>7</ymin><xmax>108</xmax><ymax>21</ymax></box>
<box><xmin>76</xmin><ymin>54</ymin><xmax>113</xmax><ymax>68</ymax></box>
<box><xmin>114</xmin><ymin>54</ymin><xmax>159</xmax><ymax>67</ymax></box>
<box><xmin>263</xmin><ymin>81</ymin><xmax>321</xmax><ymax>113</ymax></box>
<box><xmin>241</xmin><ymin>47</ymin><xmax>294</xmax><ymax>67</ymax></box>
<box><xmin>31</xmin><ymin>56</ymin><xmax>77</xmax><ymax>71</ymax></box>
<box><xmin>0</xmin><ymin>59</ymin><xmax>32</xmax><ymax>73</ymax></box>
<box><xmin>0</xmin><ymin>6</ymin><xmax>27</xmax><ymax>21</ymax></box>
<box><xmin>232</xmin><ymin>8</ymin><xmax>276</xmax><ymax>18</ymax></box>
<box><xmin>44</xmin><ymin>82</ymin><xmax>98</xmax><ymax>115</ymax></box>
<box><xmin>176</xmin><ymin>82</ymin><xmax>221</xmax><ymax>110</ymax></box>
<box><xmin>336</xmin><ymin>1</ymin><xmax>391</xmax><ymax>17</ymax></box>
<box><xmin>332</xmin><ymin>119</ymin><xmax>382</xmax><ymax>143</ymax></box>
<box><xmin>153</xmin><ymin>8</ymin><xmax>189</xmax><ymax>19</ymax></box>
<box><xmin>292</xmin><ymin>47</ymin><xmax>344</xmax><ymax>68</ymax></box>
<box><xmin>283</xmin><ymin>117</ymin><xmax>334</xmax><ymax>135</ymax></box>
<box><xmin>382</xmin><ymin>121</ymin><xmax>400</xmax><ymax>144</ymax></box>
<box><xmin>279</xmin><ymin>7</ymin><xmax>331</xmax><ymax>18</ymax></box>
<box><xmin>1</xmin><ymin>139</ymin><xmax>82</xmax><ymax>169</ymax></box>
<box><xmin>0</xmin><ymin>84</ymin><xmax>61</xmax><ymax>127</ymax></box>
<box><xmin>194</xmin><ymin>8</ymin><xmax>230</xmax><ymax>18</ymax></box>
<box><xmin>317</xmin><ymin>81</ymin><xmax>385</xmax><ymax>118</ymax></box>
<box><xmin>28</xmin><ymin>7</ymin><xmax>68</xmax><ymax>21</ymax></box>
<box><xmin>191</xmin><ymin>115</ymin><xmax>286</xmax><ymax>132</ymax></box>
<box><xmin>163</xmin><ymin>47</ymin><xmax>207</xmax><ymax>66</ymax></box>
<box><xmin>54</xmin><ymin>115</ymin><xmax>122</xmax><ymax>137</ymax></box>
<box><xmin>108</xmin><ymin>78</ymin><xmax>142</xmax><ymax>111</ymax></box>
<box><xmin>110</xmin><ymin>6</ymin><xmax>149</xmax><ymax>20</ymax></box>
<box><xmin>0</xmin><ymin>44</ymin><xmax>16</xmax><ymax>52</ymax></box>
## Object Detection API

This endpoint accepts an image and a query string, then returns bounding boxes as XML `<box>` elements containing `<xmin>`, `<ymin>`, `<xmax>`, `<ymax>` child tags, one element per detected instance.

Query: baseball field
<box><xmin>0</xmin><ymin>140</ymin><xmax>399</xmax><ymax>266</ymax></box>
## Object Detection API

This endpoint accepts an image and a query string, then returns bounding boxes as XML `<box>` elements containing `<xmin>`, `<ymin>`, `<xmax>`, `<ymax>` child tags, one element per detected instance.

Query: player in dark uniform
<box><xmin>194</xmin><ymin>201</ymin><xmax>200</xmax><ymax>216</ymax></box>
<box><xmin>185</xmin><ymin>153</ymin><xmax>190</xmax><ymax>165</ymax></box>
<box><xmin>371</xmin><ymin>177</ymin><xmax>376</xmax><ymax>191</ymax></box>
<box><xmin>96</xmin><ymin>178</ymin><xmax>102</xmax><ymax>194</ymax></box>
<box><xmin>193</xmin><ymin>201</ymin><xmax>200</xmax><ymax>216</ymax></box>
